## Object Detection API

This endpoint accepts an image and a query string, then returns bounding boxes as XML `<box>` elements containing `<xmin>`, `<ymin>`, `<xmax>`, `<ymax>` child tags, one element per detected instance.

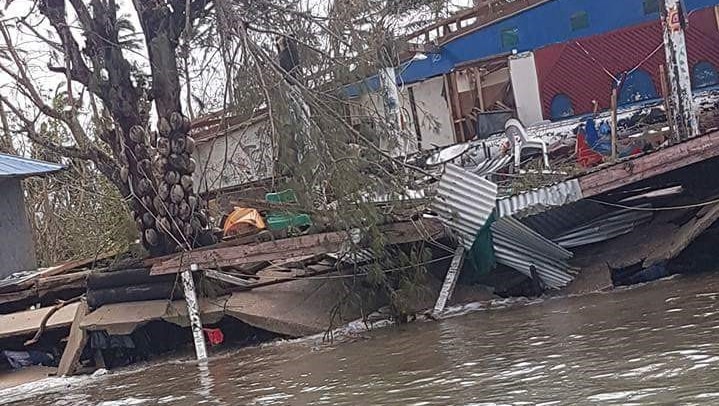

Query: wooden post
<box><xmin>56</xmin><ymin>300</ymin><xmax>89</xmax><ymax>376</ymax></box>
<box><xmin>432</xmin><ymin>246</ymin><xmax>465</xmax><ymax>317</ymax></box>
<box><xmin>182</xmin><ymin>264</ymin><xmax>207</xmax><ymax>362</ymax></box>
<box><xmin>610</xmin><ymin>88</ymin><xmax>618</xmax><ymax>162</ymax></box>
<box><xmin>659</xmin><ymin>64</ymin><xmax>676</xmax><ymax>141</ymax></box>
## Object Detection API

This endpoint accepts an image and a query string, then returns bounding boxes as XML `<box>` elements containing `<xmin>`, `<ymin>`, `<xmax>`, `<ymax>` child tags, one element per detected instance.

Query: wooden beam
<box><xmin>151</xmin><ymin>220</ymin><xmax>444</xmax><ymax>276</ymax></box>
<box><xmin>644</xmin><ymin>202</ymin><xmax>719</xmax><ymax>267</ymax></box>
<box><xmin>579</xmin><ymin>130</ymin><xmax>719</xmax><ymax>198</ymax></box>
<box><xmin>204</xmin><ymin>269</ymin><xmax>255</xmax><ymax>288</ymax></box>
<box><xmin>432</xmin><ymin>246</ymin><xmax>465</xmax><ymax>316</ymax></box>
<box><xmin>56</xmin><ymin>300</ymin><xmax>89</xmax><ymax>377</ymax></box>
<box><xmin>36</xmin><ymin>271</ymin><xmax>90</xmax><ymax>297</ymax></box>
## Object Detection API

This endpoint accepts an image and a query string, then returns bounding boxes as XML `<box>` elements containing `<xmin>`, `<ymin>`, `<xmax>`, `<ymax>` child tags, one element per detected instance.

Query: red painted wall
<box><xmin>534</xmin><ymin>8</ymin><xmax>719</xmax><ymax>119</ymax></box>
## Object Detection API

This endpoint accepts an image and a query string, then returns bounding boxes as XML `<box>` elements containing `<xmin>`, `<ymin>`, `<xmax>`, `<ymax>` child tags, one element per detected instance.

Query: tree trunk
<box><xmin>134</xmin><ymin>1</ymin><xmax>214</xmax><ymax>251</ymax></box>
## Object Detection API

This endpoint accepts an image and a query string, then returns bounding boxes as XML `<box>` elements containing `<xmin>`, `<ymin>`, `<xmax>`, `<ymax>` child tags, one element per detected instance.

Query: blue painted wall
<box><xmin>348</xmin><ymin>0</ymin><xmax>719</xmax><ymax>96</ymax></box>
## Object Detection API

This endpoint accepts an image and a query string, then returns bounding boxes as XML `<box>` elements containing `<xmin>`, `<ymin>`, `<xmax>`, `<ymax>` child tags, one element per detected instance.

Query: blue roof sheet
<box><xmin>0</xmin><ymin>153</ymin><xmax>64</xmax><ymax>178</ymax></box>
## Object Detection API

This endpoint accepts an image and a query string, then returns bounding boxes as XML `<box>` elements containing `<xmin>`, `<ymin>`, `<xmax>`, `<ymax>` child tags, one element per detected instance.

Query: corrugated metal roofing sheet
<box><xmin>553</xmin><ymin>207</ymin><xmax>653</xmax><ymax>248</ymax></box>
<box><xmin>0</xmin><ymin>153</ymin><xmax>64</xmax><ymax>178</ymax></box>
<box><xmin>497</xmin><ymin>179</ymin><xmax>584</xmax><ymax>219</ymax></box>
<box><xmin>431</xmin><ymin>164</ymin><xmax>498</xmax><ymax>249</ymax></box>
<box><xmin>534</xmin><ymin>8</ymin><xmax>719</xmax><ymax>117</ymax></box>
<box><xmin>492</xmin><ymin>217</ymin><xmax>574</xmax><ymax>289</ymax></box>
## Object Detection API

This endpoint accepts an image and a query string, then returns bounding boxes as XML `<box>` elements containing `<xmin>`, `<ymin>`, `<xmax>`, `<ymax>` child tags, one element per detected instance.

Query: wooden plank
<box><xmin>152</xmin><ymin>220</ymin><xmax>443</xmax><ymax>276</ymax></box>
<box><xmin>579</xmin><ymin>130</ymin><xmax>719</xmax><ymax>198</ymax></box>
<box><xmin>204</xmin><ymin>269</ymin><xmax>254</xmax><ymax>287</ymax></box>
<box><xmin>56</xmin><ymin>300</ymin><xmax>89</xmax><ymax>377</ymax></box>
<box><xmin>0</xmin><ymin>302</ymin><xmax>80</xmax><ymax>339</ymax></box>
<box><xmin>0</xmin><ymin>288</ymin><xmax>37</xmax><ymax>305</ymax></box>
<box><xmin>432</xmin><ymin>246</ymin><xmax>465</xmax><ymax>316</ymax></box>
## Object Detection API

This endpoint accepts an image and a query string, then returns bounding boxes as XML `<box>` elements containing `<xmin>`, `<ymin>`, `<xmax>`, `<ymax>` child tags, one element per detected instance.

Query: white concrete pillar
<box><xmin>183</xmin><ymin>264</ymin><xmax>207</xmax><ymax>361</ymax></box>
<box><xmin>662</xmin><ymin>0</ymin><xmax>699</xmax><ymax>139</ymax></box>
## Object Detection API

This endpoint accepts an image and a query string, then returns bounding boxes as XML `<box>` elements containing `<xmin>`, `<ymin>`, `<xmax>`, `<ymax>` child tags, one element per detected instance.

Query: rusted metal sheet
<box><xmin>431</xmin><ymin>164</ymin><xmax>498</xmax><ymax>249</ymax></box>
<box><xmin>497</xmin><ymin>179</ymin><xmax>583</xmax><ymax>218</ymax></box>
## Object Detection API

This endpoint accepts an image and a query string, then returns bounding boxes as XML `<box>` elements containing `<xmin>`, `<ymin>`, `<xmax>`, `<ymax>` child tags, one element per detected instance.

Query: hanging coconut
<box><xmin>171</xmin><ymin>137</ymin><xmax>186</xmax><ymax>154</ymax></box>
<box><xmin>169</xmin><ymin>112</ymin><xmax>184</xmax><ymax>132</ymax></box>
<box><xmin>168</xmin><ymin>154</ymin><xmax>187</xmax><ymax>171</ymax></box>
<box><xmin>167</xmin><ymin>203</ymin><xmax>178</xmax><ymax>217</ymax></box>
<box><xmin>157</xmin><ymin>137</ymin><xmax>171</xmax><ymax>157</ymax></box>
<box><xmin>187</xmin><ymin>157</ymin><xmax>197</xmax><ymax>173</ymax></box>
<box><xmin>188</xmin><ymin>195</ymin><xmax>198</xmax><ymax>211</ymax></box>
<box><xmin>153</xmin><ymin>156</ymin><xmax>168</xmax><ymax>172</ymax></box>
<box><xmin>144</xmin><ymin>228</ymin><xmax>159</xmax><ymax>246</ymax></box>
<box><xmin>157</xmin><ymin>182</ymin><xmax>170</xmax><ymax>200</ymax></box>
<box><xmin>158</xmin><ymin>216</ymin><xmax>172</xmax><ymax>233</ymax></box>
<box><xmin>141</xmin><ymin>195</ymin><xmax>153</xmax><ymax>209</ymax></box>
<box><xmin>181</xmin><ymin>115</ymin><xmax>191</xmax><ymax>133</ymax></box>
<box><xmin>178</xmin><ymin>201</ymin><xmax>191</xmax><ymax>220</ymax></box>
<box><xmin>180</xmin><ymin>175</ymin><xmax>193</xmax><ymax>192</ymax></box>
<box><xmin>153</xmin><ymin>196</ymin><xmax>167</xmax><ymax>216</ymax></box>
<box><xmin>138</xmin><ymin>159</ymin><xmax>153</xmax><ymax>175</ymax></box>
<box><xmin>185</xmin><ymin>137</ymin><xmax>195</xmax><ymax>154</ymax></box>
<box><xmin>142</xmin><ymin>212</ymin><xmax>155</xmax><ymax>228</ymax></box>
<box><xmin>137</xmin><ymin>178</ymin><xmax>151</xmax><ymax>195</ymax></box>
<box><xmin>170</xmin><ymin>184</ymin><xmax>184</xmax><ymax>204</ymax></box>
<box><xmin>165</xmin><ymin>170</ymin><xmax>180</xmax><ymax>185</ymax></box>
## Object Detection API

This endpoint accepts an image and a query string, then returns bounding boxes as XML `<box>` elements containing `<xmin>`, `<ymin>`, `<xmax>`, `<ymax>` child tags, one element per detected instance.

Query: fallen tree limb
<box><xmin>25</xmin><ymin>296</ymin><xmax>83</xmax><ymax>347</ymax></box>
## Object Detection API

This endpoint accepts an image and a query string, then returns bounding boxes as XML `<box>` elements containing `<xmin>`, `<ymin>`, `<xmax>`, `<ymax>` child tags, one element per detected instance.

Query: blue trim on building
<box><xmin>347</xmin><ymin>0</ymin><xmax>719</xmax><ymax>97</ymax></box>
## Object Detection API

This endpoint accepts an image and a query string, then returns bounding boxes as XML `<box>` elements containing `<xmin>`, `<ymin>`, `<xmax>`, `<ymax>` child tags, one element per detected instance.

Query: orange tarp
<box><xmin>223</xmin><ymin>207</ymin><xmax>266</xmax><ymax>237</ymax></box>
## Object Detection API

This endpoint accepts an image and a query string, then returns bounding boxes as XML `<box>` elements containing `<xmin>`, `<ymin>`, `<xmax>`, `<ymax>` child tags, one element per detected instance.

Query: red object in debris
<box><xmin>576</xmin><ymin>132</ymin><xmax>604</xmax><ymax>168</ymax></box>
<box><xmin>203</xmin><ymin>328</ymin><xmax>225</xmax><ymax>346</ymax></box>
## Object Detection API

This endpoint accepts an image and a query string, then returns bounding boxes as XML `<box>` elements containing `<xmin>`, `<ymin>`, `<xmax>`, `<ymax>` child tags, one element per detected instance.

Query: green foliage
<box><xmin>24</xmin><ymin>120</ymin><xmax>136</xmax><ymax>266</ymax></box>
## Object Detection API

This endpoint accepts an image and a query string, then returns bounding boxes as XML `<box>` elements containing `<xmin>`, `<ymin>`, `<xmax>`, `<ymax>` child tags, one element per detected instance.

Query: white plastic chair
<box><xmin>505</xmin><ymin>118</ymin><xmax>550</xmax><ymax>170</ymax></box>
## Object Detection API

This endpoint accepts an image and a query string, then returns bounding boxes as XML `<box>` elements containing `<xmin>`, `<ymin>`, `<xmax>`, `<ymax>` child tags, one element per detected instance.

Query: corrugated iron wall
<box><xmin>534</xmin><ymin>7</ymin><xmax>719</xmax><ymax>118</ymax></box>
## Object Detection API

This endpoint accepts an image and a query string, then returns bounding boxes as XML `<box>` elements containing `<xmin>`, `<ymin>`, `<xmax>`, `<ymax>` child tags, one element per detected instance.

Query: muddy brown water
<box><xmin>5</xmin><ymin>272</ymin><xmax>719</xmax><ymax>405</ymax></box>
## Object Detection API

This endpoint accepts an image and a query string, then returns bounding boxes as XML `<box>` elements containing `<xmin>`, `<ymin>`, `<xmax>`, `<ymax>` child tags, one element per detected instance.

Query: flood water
<box><xmin>5</xmin><ymin>272</ymin><xmax>719</xmax><ymax>405</ymax></box>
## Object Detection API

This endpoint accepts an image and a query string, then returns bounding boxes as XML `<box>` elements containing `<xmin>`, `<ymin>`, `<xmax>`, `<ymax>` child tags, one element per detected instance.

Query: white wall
<box><xmin>353</xmin><ymin>86</ymin><xmax>420</xmax><ymax>157</ymax></box>
<box><xmin>410</xmin><ymin>76</ymin><xmax>456</xmax><ymax>149</ymax></box>
<box><xmin>0</xmin><ymin>178</ymin><xmax>36</xmax><ymax>277</ymax></box>
<box><xmin>193</xmin><ymin>120</ymin><xmax>273</xmax><ymax>193</ymax></box>
<box><xmin>509</xmin><ymin>52</ymin><xmax>544</xmax><ymax>126</ymax></box>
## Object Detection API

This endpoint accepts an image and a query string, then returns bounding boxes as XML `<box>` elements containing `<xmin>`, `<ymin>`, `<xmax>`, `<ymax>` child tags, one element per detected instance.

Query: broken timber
<box><xmin>579</xmin><ymin>130</ymin><xmax>719</xmax><ymax>197</ymax></box>
<box><xmin>432</xmin><ymin>246</ymin><xmax>465</xmax><ymax>316</ymax></box>
<box><xmin>644</xmin><ymin>202</ymin><xmax>719</xmax><ymax>267</ymax></box>
<box><xmin>56</xmin><ymin>300</ymin><xmax>89</xmax><ymax>377</ymax></box>
<box><xmin>151</xmin><ymin>219</ymin><xmax>443</xmax><ymax>275</ymax></box>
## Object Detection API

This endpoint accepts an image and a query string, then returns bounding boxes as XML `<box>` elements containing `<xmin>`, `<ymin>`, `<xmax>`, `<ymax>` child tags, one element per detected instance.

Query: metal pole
<box><xmin>182</xmin><ymin>264</ymin><xmax>207</xmax><ymax>362</ymax></box>
<box><xmin>378</xmin><ymin>65</ymin><xmax>402</xmax><ymax>152</ymax></box>
<box><xmin>662</xmin><ymin>0</ymin><xmax>699</xmax><ymax>140</ymax></box>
